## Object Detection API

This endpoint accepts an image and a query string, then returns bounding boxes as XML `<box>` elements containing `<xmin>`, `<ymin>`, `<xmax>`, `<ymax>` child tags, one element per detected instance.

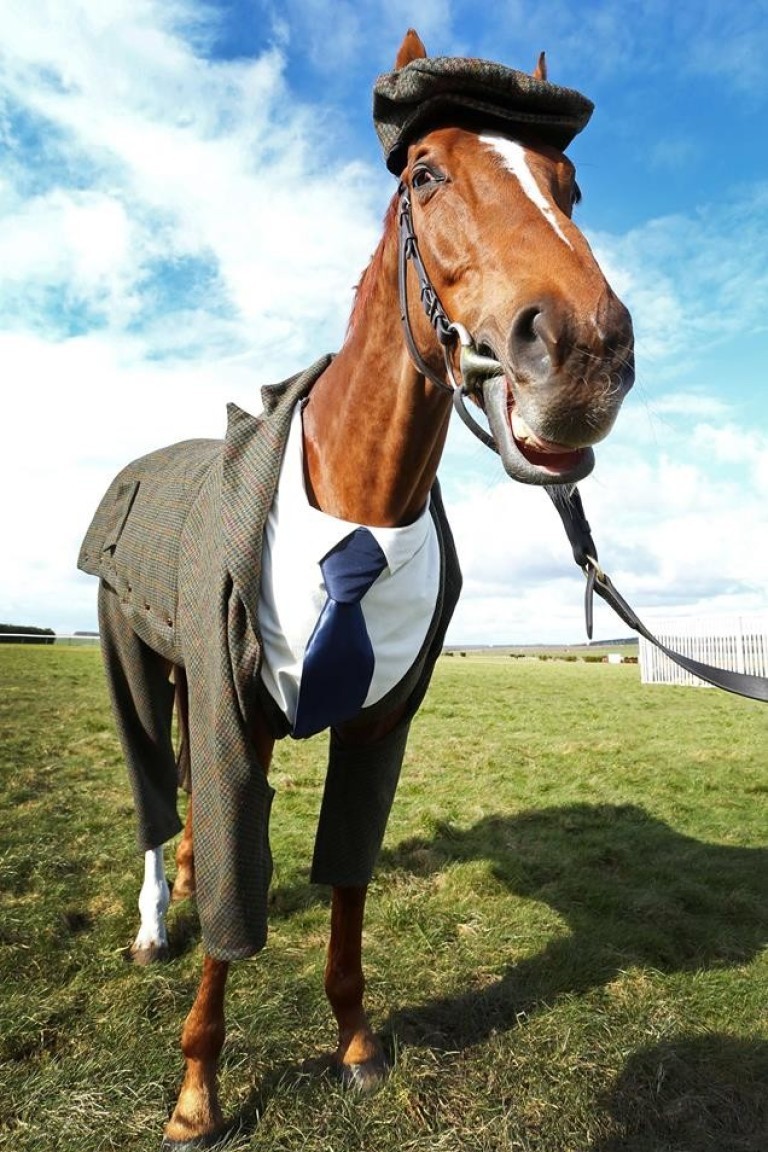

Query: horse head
<box><xmin>391</xmin><ymin>30</ymin><xmax>635</xmax><ymax>486</ymax></box>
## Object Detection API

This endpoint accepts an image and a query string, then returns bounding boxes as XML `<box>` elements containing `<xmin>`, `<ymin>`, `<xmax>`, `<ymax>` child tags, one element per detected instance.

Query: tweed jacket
<box><xmin>79</xmin><ymin>356</ymin><xmax>462</xmax><ymax>959</ymax></box>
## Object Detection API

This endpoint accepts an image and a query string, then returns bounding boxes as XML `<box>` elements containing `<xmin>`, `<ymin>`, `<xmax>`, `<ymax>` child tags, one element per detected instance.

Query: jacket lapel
<box><xmin>222</xmin><ymin>354</ymin><xmax>333</xmax><ymax>639</ymax></box>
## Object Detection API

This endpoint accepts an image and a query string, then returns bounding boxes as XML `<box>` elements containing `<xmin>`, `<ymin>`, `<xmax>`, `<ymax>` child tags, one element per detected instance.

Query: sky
<box><xmin>1</xmin><ymin>0</ymin><xmax>767</xmax><ymax>645</ymax></box>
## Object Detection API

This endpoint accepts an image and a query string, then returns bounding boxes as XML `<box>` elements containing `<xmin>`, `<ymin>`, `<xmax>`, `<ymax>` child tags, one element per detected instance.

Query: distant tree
<box><xmin>0</xmin><ymin>624</ymin><xmax>56</xmax><ymax>645</ymax></box>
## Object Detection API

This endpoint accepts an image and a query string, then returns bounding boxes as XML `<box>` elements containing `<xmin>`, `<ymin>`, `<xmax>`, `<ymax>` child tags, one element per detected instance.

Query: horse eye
<box><xmin>412</xmin><ymin>165</ymin><xmax>440</xmax><ymax>189</ymax></box>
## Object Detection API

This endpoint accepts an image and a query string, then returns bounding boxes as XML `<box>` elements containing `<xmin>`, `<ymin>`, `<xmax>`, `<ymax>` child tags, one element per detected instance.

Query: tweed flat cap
<box><xmin>373</xmin><ymin>54</ymin><xmax>594</xmax><ymax>174</ymax></box>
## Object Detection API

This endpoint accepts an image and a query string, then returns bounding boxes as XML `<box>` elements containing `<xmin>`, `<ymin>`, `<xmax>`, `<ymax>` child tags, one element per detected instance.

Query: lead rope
<box><xmin>399</xmin><ymin>184</ymin><xmax>768</xmax><ymax>704</ymax></box>
<box><xmin>545</xmin><ymin>485</ymin><xmax>768</xmax><ymax>703</ymax></box>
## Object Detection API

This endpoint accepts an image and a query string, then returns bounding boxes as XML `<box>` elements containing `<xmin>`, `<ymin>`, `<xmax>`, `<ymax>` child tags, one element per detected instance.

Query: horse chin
<box><xmin>482</xmin><ymin>376</ymin><xmax>596</xmax><ymax>487</ymax></box>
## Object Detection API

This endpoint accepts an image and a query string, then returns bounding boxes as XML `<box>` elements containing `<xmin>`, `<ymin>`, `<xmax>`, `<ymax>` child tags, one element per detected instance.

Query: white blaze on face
<box><xmin>480</xmin><ymin>134</ymin><xmax>573</xmax><ymax>250</ymax></box>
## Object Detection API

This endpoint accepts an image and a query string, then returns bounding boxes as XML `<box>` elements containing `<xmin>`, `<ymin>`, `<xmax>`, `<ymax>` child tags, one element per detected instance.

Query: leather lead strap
<box><xmin>545</xmin><ymin>485</ymin><xmax>768</xmax><ymax>704</ymax></box>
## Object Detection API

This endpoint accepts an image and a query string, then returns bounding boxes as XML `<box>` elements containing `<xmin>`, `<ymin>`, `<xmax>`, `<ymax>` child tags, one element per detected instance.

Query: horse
<box><xmin>78</xmin><ymin>29</ymin><xmax>634</xmax><ymax>1150</ymax></box>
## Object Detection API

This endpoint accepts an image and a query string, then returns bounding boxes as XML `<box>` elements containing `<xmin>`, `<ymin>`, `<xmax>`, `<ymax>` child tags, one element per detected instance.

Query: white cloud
<box><xmin>0</xmin><ymin>190</ymin><xmax>128</xmax><ymax>283</ymax></box>
<box><xmin>650</xmin><ymin>394</ymin><xmax>730</xmax><ymax>419</ymax></box>
<box><xmin>0</xmin><ymin>0</ymin><xmax>391</xmax><ymax>632</ymax></box>
<box><xmin>0</xmin><ymin>0</ymin><xmax>385</xmax><ymax>349</ymax></box>
<box><xmin>684</xmin><ymin>2</ymin><xmax>768</xmax><ymax>97</ymax></box>
<box><xmin>648</xmin><ymin>136</ymin><xmax>701</xmax><ymax>173</ymax></box>
<box><xmin>260</xmin><ymin>0</ymin><xmax>454</xmax><ymax>75</ymax></box>
<box><xmin>589</xmin><ymin>185</ymin><xmax>768</xmax><ymax>379</ymax></box>
<box><xmin>0</xmin><ymin>189</ymin><xmax>139</xmax><ymax>331</ymax></box>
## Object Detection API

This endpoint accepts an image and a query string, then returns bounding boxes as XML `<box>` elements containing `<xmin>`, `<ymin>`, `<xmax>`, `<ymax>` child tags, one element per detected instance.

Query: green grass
<box><xmin>1</xmin><ymin>646</ymin><xmax>766</xmax><ymax>1151</ymax></box>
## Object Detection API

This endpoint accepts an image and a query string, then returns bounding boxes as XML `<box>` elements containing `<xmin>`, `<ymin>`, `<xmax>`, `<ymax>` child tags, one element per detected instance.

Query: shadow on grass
<box><xmin>379</xmin><ymin>803</ymin><xmax>768</xmax><ymax>1049</ymax></box>
<box><xmin>158</xmin><ymin>804</ymin><xmax>767</xmax><ymax>1147</ymax></box>
<box><xmin>167</xmin><ymin>899</ymin><xmax>203</xmax><ymax>959</ymax></box>
<box><xmin>590</xmin><ymin>1033</ymin><xmax>768</xmax><ymax>1152</ymax></box>
<box><xmin>268</xmin><ymin>877</ymin><xmax>330</xmax><ymax>920</ymax></box>
<box><xmin>227</xmin><ymin>1053</ymin><xmax>349</xmax><ymax>1145</ymax></box>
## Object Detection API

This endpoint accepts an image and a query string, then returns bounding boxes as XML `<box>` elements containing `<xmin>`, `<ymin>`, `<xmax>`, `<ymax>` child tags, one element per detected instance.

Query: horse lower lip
<box><xmin>520</xmin><ymin>443</ymin><xmax>586</xmax><ymax>471</ymax></box>
<box><xmin>483</xmin><ymin>375</ymin><xmax>595</xmax><ymax>485</ymax></box>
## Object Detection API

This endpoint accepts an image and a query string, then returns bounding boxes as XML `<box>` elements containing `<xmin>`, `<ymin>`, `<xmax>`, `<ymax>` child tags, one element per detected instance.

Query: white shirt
<box><xmin>258</xmin><ymin>404</ymin><xmax>440</xmax><ymax>729</ymax></box>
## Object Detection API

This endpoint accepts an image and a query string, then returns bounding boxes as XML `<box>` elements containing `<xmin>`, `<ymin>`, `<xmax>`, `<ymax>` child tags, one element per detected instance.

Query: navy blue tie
<box><xmin>293</xmin><ymin>528</ymin><xmax>387</xmax><ymax>738</ymax></box>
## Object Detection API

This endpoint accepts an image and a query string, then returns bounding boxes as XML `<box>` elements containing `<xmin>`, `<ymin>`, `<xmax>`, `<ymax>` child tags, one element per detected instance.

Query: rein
<box><xmin>397</xmin><ymin>184</ymin><xmax>768</xmax><ymax>705</ymax></box>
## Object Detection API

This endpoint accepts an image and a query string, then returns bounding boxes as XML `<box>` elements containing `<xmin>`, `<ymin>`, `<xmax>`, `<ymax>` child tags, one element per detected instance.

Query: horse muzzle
<box><xmin>475</xmin><ymin>293</ymin><xmax>634</xmax><ymax>484</ymax></box>
<box><xmin>483</xmin><ymin>373</ymin><xmax>597</xmax><ymax>485</ymax></box>
<box><xmin>458</xmin><ymin>321</ymin><xmax>633</xmax><ymax>487</ymax></box>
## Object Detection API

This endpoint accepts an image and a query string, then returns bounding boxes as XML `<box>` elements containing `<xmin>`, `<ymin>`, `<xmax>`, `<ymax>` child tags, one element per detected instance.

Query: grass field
<box><xmin>1</xmin><ymin>645</ymin><xmax>766</xmax><ymax>1151</ymax></box>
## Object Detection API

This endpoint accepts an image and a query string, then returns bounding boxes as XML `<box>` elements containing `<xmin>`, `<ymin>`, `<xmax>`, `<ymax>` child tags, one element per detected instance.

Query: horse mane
<box><xmin>345</xmin><ymin>192</ymin><xmax>399</xmax><ymax>341</ymax></box>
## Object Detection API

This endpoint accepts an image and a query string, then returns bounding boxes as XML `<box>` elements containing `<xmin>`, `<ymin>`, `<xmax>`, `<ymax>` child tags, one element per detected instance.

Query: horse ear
<box><xmin>532</xmin><ymin>51</ymin><xmax>548</xmax><ymax>81</ymax></box>
<box><xmin>395</xmin><ymin>29</ymin><xmax>427</xmax><ymax>68</ymax></box>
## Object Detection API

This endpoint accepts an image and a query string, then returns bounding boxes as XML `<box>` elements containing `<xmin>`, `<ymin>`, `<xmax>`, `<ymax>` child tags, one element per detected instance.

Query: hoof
<box><xmin>127</xmin><ymin>943</ymin><xmax>169</xmax><ymax>965</ymax></box>
<box><xmin>337</xmin><ymin>1053</ymin><xmax>389</xmax><ymax>1095</ymax></box>
<box><xmin>160</xmin><ymin>1128</ymin><xmax>232</xmax><ymax>1151</ymax></box>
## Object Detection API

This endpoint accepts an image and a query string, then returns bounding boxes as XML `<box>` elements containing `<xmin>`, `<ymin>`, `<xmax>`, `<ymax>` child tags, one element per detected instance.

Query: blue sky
<box><xmin>1</xmin><ymin>0</ymin><xmax>767</xmax><ymax>644</ymax></box>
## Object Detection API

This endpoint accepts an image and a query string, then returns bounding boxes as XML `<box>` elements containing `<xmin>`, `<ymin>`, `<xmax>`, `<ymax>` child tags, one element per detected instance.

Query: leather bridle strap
<box><xmin>397</xmin><ymin>185</ymin><xmax>504</xmax><ymax>449</ymax></box>
<box><xmin>546</xmin><ymin>484</ymin><xmax>768</xmax><ymax>703</ymax></box>
<box><xmin>397</xmin><ymin>185</ymin><xmax>467</xmax><ymax>393</ymax></box>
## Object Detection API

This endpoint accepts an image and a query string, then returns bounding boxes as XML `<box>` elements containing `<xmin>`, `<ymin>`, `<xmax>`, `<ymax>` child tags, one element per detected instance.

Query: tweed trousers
<box><xmin>79</xmin><ymin>356</ymin><xmax>462</xmax><ymax>959</ymax></box>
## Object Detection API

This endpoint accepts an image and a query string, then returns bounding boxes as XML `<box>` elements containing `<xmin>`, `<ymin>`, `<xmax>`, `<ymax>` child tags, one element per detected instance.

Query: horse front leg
<box><xmin>130</xmin><ymin>847</ymin><xmax>171</xmax><ymax>964</ymax></box>
<box><xmin>163</xmin><ymin>954</ymin><xmax>229</xmax><ymax>1150</ymax></box>
<box><xmin>320</xmin><ymin>714</ymin><xmax>409</xmax><ymax>1093</ymax></box>
<box><xmin>325</xmin><ymin>884</ymin><xmax>388</xmax><ymax>1093</ymax></box>
<box><xmin>163</xmin><ymin>707</ymin><xmax>275</xmax><ymax>1148</ymax></box>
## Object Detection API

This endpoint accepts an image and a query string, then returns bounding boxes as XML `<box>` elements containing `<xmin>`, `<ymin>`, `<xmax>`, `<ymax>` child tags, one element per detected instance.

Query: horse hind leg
<box><xmin>163</xmin><ymin>710</ymin><xmax>276</xmax><ymax>1149</ymax></box>
<box><xmin>172</xmin><ymin>799</ymin><xmax>196</xmax><ymax>903</ymax></box>
<box><xmin>131</xmin><ymin>668</ymin><xmax>193</xmax><ymax>961</ymax></box>
<box><xmin>162</xmin><ymin>955</ymin><xmax>229</xmax><ymax>1149</ymax></box>
<box><xmin>129</xmin><ymin>669</ymin><xmax>195</xmax><ymax>962</ymax></box>
<box><xmin>171</xmin><ymin>667</ymin><xmax>196</xmax><ymax>903</ymax></box>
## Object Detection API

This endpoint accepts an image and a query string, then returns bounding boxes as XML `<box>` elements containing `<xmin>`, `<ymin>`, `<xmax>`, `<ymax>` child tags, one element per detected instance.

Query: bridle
<box><xmin>397</xmin><ymin>184</ymin><xmax>500</xmax><ymax>452</ymax></box>
<box><xmin>397</xmin><ymin>180</ymin><xmax>768</xmax><ymax>704</ymax></box>
<box><xmin>397</xmin><ymin>183</ymin><xmax>464</xmax><ymax>391</ymax></box>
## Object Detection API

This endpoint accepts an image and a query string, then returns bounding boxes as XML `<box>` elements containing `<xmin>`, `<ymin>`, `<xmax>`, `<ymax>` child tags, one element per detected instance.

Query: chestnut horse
<box><xmin>88</xmin><ymin>30</ymin><xmax>634</xmax><ymax>1150</ymax></box>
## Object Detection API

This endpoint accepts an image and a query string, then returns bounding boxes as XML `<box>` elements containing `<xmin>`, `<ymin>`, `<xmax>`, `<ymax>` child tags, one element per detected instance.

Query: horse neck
<box><xmin>301</xmin><ymin>211</ymin><xmax>452</xmax><ymax>528</ymax></box>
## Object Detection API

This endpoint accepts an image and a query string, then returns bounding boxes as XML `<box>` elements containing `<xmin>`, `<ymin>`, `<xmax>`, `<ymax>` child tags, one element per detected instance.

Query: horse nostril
<box><xmin>512</xmin><ymin>305</ymin><xmax>542</xmax><ymax>346</ymax></box>
<box><xmin>508</xmin><ymin>303</ymin><xmax>558</xmax><ymax>377</ymax></box>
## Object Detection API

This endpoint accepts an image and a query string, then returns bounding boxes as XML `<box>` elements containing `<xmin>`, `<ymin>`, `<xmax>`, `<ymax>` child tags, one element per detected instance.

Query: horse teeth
<box><xmin>510</xmin><ymin>409</ymin><xmax>572</xmax><ymax>455</ymax></box>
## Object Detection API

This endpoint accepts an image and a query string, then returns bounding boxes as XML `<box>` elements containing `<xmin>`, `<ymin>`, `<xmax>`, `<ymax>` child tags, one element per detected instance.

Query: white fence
<box><xmin>639</xmin><ymin>614</ymin><xmax>768</xmax><ymax>687</ymax></box>
<box><xmin>0</xmin><ymin>633</ymin><xmax>100</xmax><ymax>646</ymax></box>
